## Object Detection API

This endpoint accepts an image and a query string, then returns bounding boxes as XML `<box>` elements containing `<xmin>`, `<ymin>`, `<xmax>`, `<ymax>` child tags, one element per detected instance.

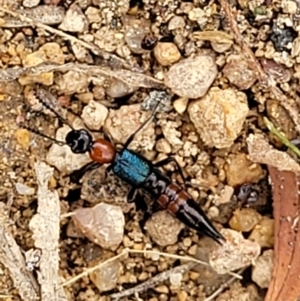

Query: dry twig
<box><xmin>0</xmin><ymin>62</ymin><xmax>162</xmax><ymax>89</ymax></box>
<box><xmin>219</xmin><ymin>0</ymin><xmax>267</xmax><ymax>84</ymax></box>
<box><xmin>61</xmin><ymin>247</ymin><xmax>242</xmax><ymax>293</ymax></box>
<box><xmin>30</xmin><ymin>162</ymin><xmax>68</xmax><ymax>301</ymax></box>
<box><xmin>0</xmin><ymin>6</ymin><xmax>141</xmax><ymax>72</ymax></box>
<box><xmin>0</xmin><ymin>203</ymin><xmax>39</xmax><ymax>300</ymax></box>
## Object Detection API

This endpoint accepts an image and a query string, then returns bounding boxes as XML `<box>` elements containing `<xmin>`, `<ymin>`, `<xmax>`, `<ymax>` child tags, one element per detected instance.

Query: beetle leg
<box><xmin>123</xmin><ymin>100</ymin><xmax>161</xmax><ymax>149</ymax></box>
<box><xmin>70</xmin><ymin>161</ymin><xmax>101</xmax><ymax>183</ymax></box>
<box><xmin>103</xmin><ymin>131</ymin><xmax>115</xmax><ymax>148</ymax></box>
<box><xmin>154</xmin><ymin>157</ymin><xmax>186</xmax><ymax>187</ymax></box>
<box><xmin>127</xmin><ymin>186</ymin><xmax>138</xmax><ymax>203</ymax></box>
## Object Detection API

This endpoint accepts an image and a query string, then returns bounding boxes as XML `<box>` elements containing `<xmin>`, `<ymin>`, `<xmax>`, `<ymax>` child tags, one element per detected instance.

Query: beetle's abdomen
<box><xmin>112</xmin><ymin>149</ymin><xmax>151</xmax><ymax>186</ymax></box>
<box><xmin>143</xmin><ymin>170</ymin><xmax>224</xmax><ymax>243</ymax></box>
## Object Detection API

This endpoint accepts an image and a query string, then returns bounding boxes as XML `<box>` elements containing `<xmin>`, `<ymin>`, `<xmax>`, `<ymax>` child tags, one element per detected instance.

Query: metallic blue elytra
<box><xmin>112</xmin><ymin>149</ymin><xmax>151</xmax><ymax>186</ymax></box>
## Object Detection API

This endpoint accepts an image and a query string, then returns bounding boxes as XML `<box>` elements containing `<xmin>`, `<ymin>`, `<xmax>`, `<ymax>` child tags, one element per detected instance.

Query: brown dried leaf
<box><xmin>266</xmin><ymin>167</ymin><xmax>300</xmax><ymax>301</ymax></box>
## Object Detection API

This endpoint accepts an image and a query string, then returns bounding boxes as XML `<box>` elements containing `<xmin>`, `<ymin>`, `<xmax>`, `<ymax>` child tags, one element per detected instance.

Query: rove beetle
<box><xmin>24</xmin><ymin>92</ymin><xmax>224</xmax><ymax>244</ymax></box>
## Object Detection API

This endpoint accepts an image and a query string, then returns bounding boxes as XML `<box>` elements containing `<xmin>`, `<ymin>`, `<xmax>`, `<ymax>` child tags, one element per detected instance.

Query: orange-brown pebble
<box><xmin>249</xmin><ymin>217</ymin><xmax>274</xmax><ymax>248</ymax></box>
<box><xmin>154</xmin><ymin>42</ymin><xmax>181</xmax><ymax>66</ymax></box>
<box><xmin>229</xmin><ymin>208</ymin><xmax>262</xmax><ymax>232</ymax></box>
<box><xmin>224</xmin><ymin>153</ymin><xmax>264</xmax><ymax>187</ymax></box>
<box><xmin>177</xmin><ymin>290</ymin><xmax>188</xmax><ymax>301</ymax></box>
<box><xmin>14</xmin><ymin>128</ymin><xmax>30</xmax><ymax>149</ymax></box>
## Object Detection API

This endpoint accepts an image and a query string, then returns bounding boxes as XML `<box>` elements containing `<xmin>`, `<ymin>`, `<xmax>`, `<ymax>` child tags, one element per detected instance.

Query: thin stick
<box><xmin>127</xmin><ymin>249</ymin><xmax>242</xmax><ymax>279</ymax></box>
<box><xmin>264</xmin><ymin>117</ymin><xmax>300</xmax><ymax>158</ymax></box>
<box><xmin>61</xmin><ymin>250</ymin><xmax>127</xmax><ymax>287</ymax></box>
<box><xmin>0</xmin><ymin>6</ymin><xmax>137</xmax><ymax>72</ymax></box>
<box><xmin>60</xmin><ymin>212</ymin><xmax>76</xmax><ymax>219</ymax></box>
<box><xmin>218</xmin><ymin>0</ymin><xmax>267</xmax><ymax>84</ymax></box>
<box><xmin>61</xmin><ymin>247</ymin><xmax>242</xmax><ymax>288</ymax></box>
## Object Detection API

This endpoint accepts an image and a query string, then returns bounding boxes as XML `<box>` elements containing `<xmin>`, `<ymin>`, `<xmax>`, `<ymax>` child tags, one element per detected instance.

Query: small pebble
<box><xmin>72</xmin><ymin>203</ymin><xmax>125</xmax><ymax>250</ymax></box>
<box><xmin>219</xmin><ymin>185</ymin><xmax>234</xmax><ymax>204</ymax></box>
<box><xmin>14</xmin><ymin>128</ymin><xmax>30</xmax><ymax>149</ymax></box>
<box><xmin>208</xmin><ymin>206</ymin><xmax>219</xmax><ymax>219</ymax></box>
<box><xmin>188</xmin><ymin>87</ymin><xmax>249</xmax><ymax>148</ymax></box>
<box><xmin>153</xmin><ymin>42</ymin><xmax>181</xmax><ymax>66</ymax></box>
<box><xmin>125</xmin><ymin>26</ymin><xmax>148</xmax><ymax>54</ymax></box>
<box><xmin>57</xmin><ymin>70</ymin><xmax>89</xmax><ymax>94</ymax></box>
<box><xmin>224</xmin><ymin>153</ymin><xmax>264</xmax><ymax>187</ymax></box>
<box><xmin>23</xmin><ymin>0</ymin><xmax>40</xmax><ymax>8</ymax></box>
<box><xmin>249</xmin><ymin>216</ymin><xmax>274</xmax><ymax>248</ymax></box>
<box><xmin>173</xmin><ymin>97</ymin><xmax>188</xmax><ymax>114</ymax></box>
<box><xmin>252</xmin><ymin>249</ymin><xmax>274</xmax><ymax>288</ymax></box>
<box><xmin>145</xmin><ymin>211</ymin><xmax>184</xmax><ymax>246</ymax></box>
<box><xmin>189</xmin><ymin>271</ymin><xmax>200</xmax><ymax>280</ymax></box>
<box><xmin>223</xmin><ymin>55</ymin><xmax>257</xmax><ymax>90</ymax></box>
<box><xmin>177</xmin><ymin>290</ymin><xmax>188</xmax><ymax>301</ymax></box>
<box><xmin>104</xmin><ymin>104</ymin><xmax>155</xmax><ymax>151</ymax></box>
<box><xmin>19</xmin><ymin>73</ymin><xmax>54</xmax><ymax>86</ymax></box>
<box><xmin>187</xmin><ymin>244</ymin><xmax>198</xmax><ymax>256</ymax></box>
<box><xmin>15</xmin><ymin>183</ymin><xmax>35</xmax><ymax>195</ymax></box>
<box><xmin>282</xmin><ymin>0</ymin><xmax>297</xmax><ymax>14</ymax></box>
<box><xmin>168</xmin><ymin>16</ymin><xmax>185</xmax><ymax>30</ymax></box>
<box><xmin>133</xmin><ymin>243</ymin><xmax>144</xmax><ymax>250</ymax></box>
<box><xmin>85</xmin><ymin>6</ymin><xmax>102</xmax><ymax>23</ymax></box>
<box><xmin>90</xmin><ymin>260</ymin><xmax>122</xmax><ymax>292</ymax></box>
<box><xmin>155</xmin><ymin>285</ymin><xmax>169</xmax><ymax>294</ymax></box>
<box><xmin>209</xmin><ymin>229</ymin><xmax>261</xmax><ymax>274</ymax></box>
<box><xmin>229</xmin><ymin>208</ymin><xmax>262</xmax><ymax>232</ymax></box>
<box><xmin>81</xmin><ymin>100</ymin><xmax>108</xmax><ymax>130</ymax></box>
<box><xmin>169</xmin><ymin>272</ymin><xmax>183</xmax><ymax>286</ymax></box>
<box><xmin>77</xmin><ymin>92</ymin><xmax>94</xmax><ymax>104</ymax></box>
<box><xmin>138</xmin><ymin>272</ymin><xmax>149</xmax><ymax>281</ymax></box>
<box><xmin>59</xmin><ymin>4</ymin><xmax>88</xmax><ymax>33</ymax></box>
<box><xmin>164</xmin><ymin>52</ymin><xmax>218</xmax><ymax>99</ymax></box>
<box><xmin>182</xmin><ymin>237</ymin><xmax>192</xmax><ymax>247</ymax></box>
<box><xmin>155</xmin><ymin>138</ymin><xmax>172</xmax><ymax>154</ymax></box>
<box><xmin>23</xmin><ymin>42</ymin><xmax>65</xmax><ymax>66</ymax></box>
<box><xmin>105</xmin><ymin>78</ymin><xmax>138</xmax><ymax>98</ymax></box>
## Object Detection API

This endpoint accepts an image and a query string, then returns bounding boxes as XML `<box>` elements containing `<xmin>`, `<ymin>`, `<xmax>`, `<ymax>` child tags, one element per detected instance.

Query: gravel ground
<box><xmin>1</xmin><ymin>0</ymin><xmax>300</xmax><ymax>300</ymax></box>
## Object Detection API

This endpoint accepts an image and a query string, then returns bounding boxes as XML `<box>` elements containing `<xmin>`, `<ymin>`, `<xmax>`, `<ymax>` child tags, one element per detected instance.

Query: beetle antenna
<box><xmin>20</xmin><ymin>124</ymin><xmax>66</xmax><ymax>146</ymax></box>
<box><xmin>38</xmin><ymin>95</ymin><xmax>74</xmax><ymax>130</ymax></box>
<box><xmin>37</xmin><ymin>89</ymin><xmax>74</xmax><ymax>130</ymax></box>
